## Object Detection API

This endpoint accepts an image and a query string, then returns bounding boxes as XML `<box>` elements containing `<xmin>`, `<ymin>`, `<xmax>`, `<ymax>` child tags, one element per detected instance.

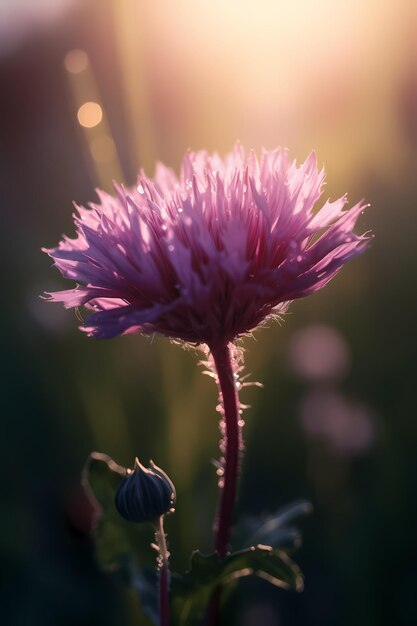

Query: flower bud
<box><xmin>115</xmin><ymin>458</ymin><xmax>175</xmax><ymax>523</ymax></box>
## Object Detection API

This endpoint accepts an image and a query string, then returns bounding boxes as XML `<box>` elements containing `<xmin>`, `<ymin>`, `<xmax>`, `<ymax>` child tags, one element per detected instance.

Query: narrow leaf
<box><xmin>171</xmin><ymin>546</ymin><xmax>303</xmax><ymax>626</ymax></box>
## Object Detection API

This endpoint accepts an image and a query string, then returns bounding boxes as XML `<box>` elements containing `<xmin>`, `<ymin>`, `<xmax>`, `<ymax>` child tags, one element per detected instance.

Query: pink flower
<box><xmin>43</xmin><ymin>144</ymin><xmax>369</xmax><ymax>347</ymax></box>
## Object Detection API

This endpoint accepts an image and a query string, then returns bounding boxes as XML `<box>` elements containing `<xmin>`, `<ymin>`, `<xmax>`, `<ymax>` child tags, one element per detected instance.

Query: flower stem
<box><xmin>210</xmin><ymin>341</ymin><xmax>242</xmax><ymax>557</ymax></box>
<box><xmin>155</xmin><ymin>516</ymin><xmax>170</xmax><ymax>626</ymax></box>
<box><xmin>205</xmin><ymin>342</ymin><xmax>242</xmax><ymax>625</ymax></box>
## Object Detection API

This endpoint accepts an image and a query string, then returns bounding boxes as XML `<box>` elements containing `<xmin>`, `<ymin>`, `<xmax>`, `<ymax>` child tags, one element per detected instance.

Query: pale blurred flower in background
<box><xmin>289</xmin><ymin>324</ymin><xmax>351</xmax><ymax>382</ymax></box>
<box><xmin>299</xmin><ymin>389</ymin><xmax>375</xmax><ymax>457</ymax></box>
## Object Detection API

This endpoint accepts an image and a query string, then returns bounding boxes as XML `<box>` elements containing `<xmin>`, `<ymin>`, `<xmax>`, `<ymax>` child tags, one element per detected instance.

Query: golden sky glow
<box><xmin>110</xmin><ymin>0</ymin><xmax>413</xmax><ymax>183</ymax></box>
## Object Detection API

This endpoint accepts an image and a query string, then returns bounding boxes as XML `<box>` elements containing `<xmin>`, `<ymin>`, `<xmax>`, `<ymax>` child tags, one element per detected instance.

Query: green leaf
<box><xmin>232</xmin><ymin>500</ymin><xmax>313</xmax><ymax>552</ymax></box>
<box><xmin>171</xmin><ymin>546</ymin><xmax>303</xmax><ymax>626</ymax></box>
<box><xmin>83</xmin><ymin>452</ymin><xmax>158</xmax><ymax>625</ymax></box>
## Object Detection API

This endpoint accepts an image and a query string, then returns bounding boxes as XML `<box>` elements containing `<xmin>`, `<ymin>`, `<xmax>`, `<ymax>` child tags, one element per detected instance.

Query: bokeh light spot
<box><xmin>77</xmin><ymin>102</ymin><xmax>102</xmax><ymax>128</ymax></box>
<box><xmin>64</xmin><ymin>49</ymin><xmax>88</xmax><ymax>74</ymax></box>
<box><xmin>289</xmin><ymin>323</ymin><xmax>351</xmax><ymax>382</ymax></box>
<box><xmin>299</xmin><ymin>389</ymin><xmax>375</xmax><ymax>457</ymax></box>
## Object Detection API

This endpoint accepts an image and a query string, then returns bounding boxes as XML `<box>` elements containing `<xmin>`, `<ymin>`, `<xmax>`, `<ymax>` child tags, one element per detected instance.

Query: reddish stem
<box><xmin>205</xmin><ymin>342</ymin><xmax>242</xmax><ymax>625</ymax></box>
<box><xmin>210</xmin><ymin>342</ymin><xmax>242</xmax><ymax>557</ymax></box>
<box><xmin>156</xmin><ymin>516</ymin><xmax>170</xmax><ymax>626</ymax></box>
<box><xmin>205</xmin><ymin>587</ymin><xmax>221</xmax><ymax>626</ymax></box>
<box><xmin>159</xmin><ymin>564</ymin><xmax>170</xmax><ymax>626</ymax></box>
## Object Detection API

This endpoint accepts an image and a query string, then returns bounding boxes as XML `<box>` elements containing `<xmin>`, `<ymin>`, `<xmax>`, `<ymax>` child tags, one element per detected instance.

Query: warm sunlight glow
<box><xmin>111</xmin><ymin>0</ymin><xmax>408</xmax><ymax>179</ymax></box>
<box><xmin>90</xmin><ymin>134</ymin><xmax>116</xmax><ymax>162</ymax></box>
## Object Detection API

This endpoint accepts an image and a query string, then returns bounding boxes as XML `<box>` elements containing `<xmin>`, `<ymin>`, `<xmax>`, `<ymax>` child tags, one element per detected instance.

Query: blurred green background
<box><xmin>1</xmin><ymin>1</ymin><xmax>416</xmax><ymax>624</ymax></box>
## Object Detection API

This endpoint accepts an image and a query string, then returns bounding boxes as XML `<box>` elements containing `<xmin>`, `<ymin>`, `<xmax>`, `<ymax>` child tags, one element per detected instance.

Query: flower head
<box><xmin>115</xmin><ymin>458</ymin><xmax>175</xmax><ymax>524</ymax></box>
<box><xmin>43</xmin><ymin>144</ymin><xmax>369</xmax><ymax>347</ymax></box>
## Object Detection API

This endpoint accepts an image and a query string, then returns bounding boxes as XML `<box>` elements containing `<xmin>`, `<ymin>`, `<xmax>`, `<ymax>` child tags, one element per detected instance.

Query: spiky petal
<box><xmin>43</xmin><ymin>144</ymin><xmax>369</xmax><ymax>345</ymax></box>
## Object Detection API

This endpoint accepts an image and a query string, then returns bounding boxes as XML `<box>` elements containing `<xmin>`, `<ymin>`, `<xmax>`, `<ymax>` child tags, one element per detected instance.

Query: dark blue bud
<box><xmin>115</xmin><ymin>458</ymin><xmax>176</xmax><ymax>523</ymax></box>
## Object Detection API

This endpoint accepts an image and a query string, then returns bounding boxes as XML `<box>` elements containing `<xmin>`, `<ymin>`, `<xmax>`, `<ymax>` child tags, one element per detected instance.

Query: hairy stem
<box><xmin>211</xmin><ymin>341</ymin><xmax>242</xmax><ymax>557</ymax></box>
<box><xmin>155</xmin><ymin>516</ymin><xmax>170</xmax><ymax>626</ymax></box>
<box><xmin>205</xmin><ymin>342</ymin><xmax>242</xmax><ymax>626</ymax></box>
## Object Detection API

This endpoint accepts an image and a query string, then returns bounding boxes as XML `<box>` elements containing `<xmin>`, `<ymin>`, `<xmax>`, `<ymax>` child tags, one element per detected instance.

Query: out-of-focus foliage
<box><xmin>85</xmin><ymin>452</ymin><xmax>304</xmax><ymax>626</ymax></box>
